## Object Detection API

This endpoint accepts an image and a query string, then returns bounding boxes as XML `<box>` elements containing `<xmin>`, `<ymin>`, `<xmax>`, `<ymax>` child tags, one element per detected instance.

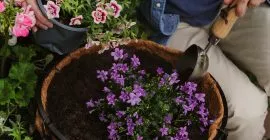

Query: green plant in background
<box><xmin>0</xmin><ymin>111</ymin><xmax>32</xmax><ymax>140</ymax></box>
<box><xmin>0</xmin><ymin>43</ymin><xmax>53</xmax><ymax>139</ymax></box>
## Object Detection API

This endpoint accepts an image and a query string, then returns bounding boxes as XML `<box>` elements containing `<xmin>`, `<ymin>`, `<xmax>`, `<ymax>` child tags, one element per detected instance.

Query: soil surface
<box><xmin>46</xmin><ymin>46</ymin><xmax>208</xmax><ymax>140</ymax></box>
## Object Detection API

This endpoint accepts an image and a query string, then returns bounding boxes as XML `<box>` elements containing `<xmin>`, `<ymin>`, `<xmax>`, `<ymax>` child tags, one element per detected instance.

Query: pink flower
<box><xmin>91</xmin><ymin>7</ymin><xmax>107</xmax><ymax>24</ymax></box>
<box><xmin>108</xmin><ymin>0</ymin><xmax>122</xmax><ymax>18</ymax></box>
<box><xmin>12</xmin><ymin>25</ymin><xmax>29</xmax><ymax>37</ymax></box>
<box><xmin>12</xmin><ymin>5</ymin><xmax>36</xmax><ymax>37</ymax></box>
<box><xmin>44</xmin><ymin>1</ymin><xmax>60</xmax><ymax>19</ymax></box>
<box><xmin>0</xmin><ymin>1</ymin><xmax>5</xmax><ymax>13</ymax></box>
<box><xmin>15</xmin><ymin>12</ymin><xmax>36</xmax><ymax>28</ymax></box>
<box><xmin>69</xmin><ymin>15</ymin><xmax>83</xmax><ymax>26</ymax></box>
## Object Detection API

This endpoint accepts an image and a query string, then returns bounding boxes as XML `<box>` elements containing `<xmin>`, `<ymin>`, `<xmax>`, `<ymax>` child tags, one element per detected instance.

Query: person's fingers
<box><xmin>36</xmin><ymin>20</ymin><xmax>48</xmax><ymax>30</ymax></box>
<box><xmin>248</xmin><ymin>0</ymin><xmax>262</xmax><ymax>7</ymax></box>
<box><xmin>21</xmin><ymin>1</ymin><xmax>27</xmax><ymax>8</ymax></box>
<box><xmin>32</xmin><ymin>26</ymin><xmax>38</xmax><ymax>32</ymax></box>
<box><xmin>236</xmin><ymin>0</ymin><xmax>249</xmax><ymax>17</ymax></box>
<box><xmin>224</xmin><ymin>0</ymin><xmax>234</xmax><ymax>4</ymax></box>
<box><xmin>26</xmin><ymin>0</ymin><xmax>53</xmax><ymax>28</ymax></box>
<box><xmin>248</xmin><ymin>0</ymin><xmax>265</xmax><ymax>7</ymax></box>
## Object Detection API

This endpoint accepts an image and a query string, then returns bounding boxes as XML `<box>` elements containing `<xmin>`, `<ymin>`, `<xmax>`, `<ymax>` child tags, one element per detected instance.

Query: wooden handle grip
<box><xmin>211</xmin><ymin>6</ymin><xmax>239</xmax><ymax>39</ymax></box>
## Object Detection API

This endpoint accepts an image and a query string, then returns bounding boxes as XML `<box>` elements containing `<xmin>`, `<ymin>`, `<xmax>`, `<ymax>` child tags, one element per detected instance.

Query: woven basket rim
<box><xmin>36</xmin><ymin>39</ymin><xmax>225</xmax><ymax>140</ymax></box>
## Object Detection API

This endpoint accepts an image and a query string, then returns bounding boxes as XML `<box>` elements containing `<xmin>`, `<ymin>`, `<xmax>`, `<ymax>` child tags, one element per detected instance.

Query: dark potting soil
<box><xmin>46</xmin><ymin>47</ymin><xmax>208</xmax><ymax>140</ymax></box>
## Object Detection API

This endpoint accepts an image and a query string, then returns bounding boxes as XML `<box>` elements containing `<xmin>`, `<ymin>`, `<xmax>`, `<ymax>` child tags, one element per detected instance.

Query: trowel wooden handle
<box><xmin>211</xmin><ymin>2</ymin><xmax>239</xmax><ymax>39</ymax></box>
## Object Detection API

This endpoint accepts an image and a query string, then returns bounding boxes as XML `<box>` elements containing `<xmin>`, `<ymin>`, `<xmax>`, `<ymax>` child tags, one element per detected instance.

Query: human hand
<box><xmin>22</xmin><ymin>0</ymin><xmax>53</xmax><ymax>32</ymax></box>
<box><xmin>224</xmin><ymin>0</ymin><xmax>265</xmax><ymax>16</ymax></box>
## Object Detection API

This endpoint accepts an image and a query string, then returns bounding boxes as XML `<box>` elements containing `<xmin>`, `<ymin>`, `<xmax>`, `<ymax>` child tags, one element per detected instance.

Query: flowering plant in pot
<box><xmin>35</xmin><ymin>40</ymin><xmax>226</xmax><ymax>140</ymax></box>
<box><xmin>86</xmin><ymin>47</ymin><xmax>212</xmax><ymax>139</ymax></box>
<box><xmin>35</xmin><ymin>0</ymin><xmax>145</xmax><ymax>55</ymax></box>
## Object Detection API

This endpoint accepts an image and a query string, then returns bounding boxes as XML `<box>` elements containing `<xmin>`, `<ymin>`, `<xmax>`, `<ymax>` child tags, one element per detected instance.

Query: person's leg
<box><xmin>167</xmin><ymin>23</ymin><xmax>268</xmax><ymax>140</ymax></box>
<box><xmin>219</xmin><ymin>4</ymin><xmax>270</xmax><ymax>97</ymax></box>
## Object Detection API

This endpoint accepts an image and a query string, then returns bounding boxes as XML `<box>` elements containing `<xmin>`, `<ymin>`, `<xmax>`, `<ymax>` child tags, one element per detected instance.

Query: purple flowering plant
<box><xmin>86</xmin><ymin>47</ymin><xmax>213</xmax><ymax>139</ymax></box>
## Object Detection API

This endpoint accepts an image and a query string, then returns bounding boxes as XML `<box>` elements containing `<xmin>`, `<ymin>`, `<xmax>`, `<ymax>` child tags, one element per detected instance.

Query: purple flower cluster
<box><xmin>97</xmin><ymin>70</ymin><xmax>108</xmax><ymax>82</ymax></box>
<box><xmin>159</xmin><ymin>72</ymin><xmax>180</xmax><ymax>87</ymax></box>
<box><xmin>107</xmin><ymin>122</ymin><xmax>118</xmax><ymax>139</ymax></box>
<box><xmin>87</xmin><ymin>47</ymin><xmax>212</xmax><ymax>139</ymax></box>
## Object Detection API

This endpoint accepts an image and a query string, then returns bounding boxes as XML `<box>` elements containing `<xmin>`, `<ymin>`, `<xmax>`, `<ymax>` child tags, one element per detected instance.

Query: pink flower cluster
<box><xmin>0</xmin><ymin>1</ymin><xmax>5</xmax><ymax>13</ymax></box>
<box><xmin>92</xmin><ymin>0</ymin><xmax>122</xmax><ymax>24</ymax></box>
<box><xmin>12</xmin><ymin>5</ymin><xmax>36</xmax><ymax>37</ymax></box>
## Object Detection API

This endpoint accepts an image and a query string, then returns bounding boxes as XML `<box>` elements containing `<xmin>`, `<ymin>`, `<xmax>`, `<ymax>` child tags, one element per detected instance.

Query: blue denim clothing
<box><xmin>139</xmin><ymin>0</ymin><xmax>270</xmax><ymax>45</ymax></box>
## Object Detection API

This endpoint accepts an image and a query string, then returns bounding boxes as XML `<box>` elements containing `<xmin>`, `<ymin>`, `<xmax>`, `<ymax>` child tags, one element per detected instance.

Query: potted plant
<box><xmin>35</xmin><ymin>40</ymin><xmax>227</xmax><ymax>140</ymax></box>
<box><xmin>34</xmin><ymin>0</ymin><xmax>144</xmax><ymax>55</ymax></box>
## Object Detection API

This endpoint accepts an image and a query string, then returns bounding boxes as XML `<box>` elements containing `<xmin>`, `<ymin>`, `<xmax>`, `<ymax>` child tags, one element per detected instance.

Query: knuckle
<box><xmin>239</xmin><ymin>0</ymin><xmax>248</xmax><ymax>3</ymax></box>
<box><xmin>250</xmin><ymin>0</ymin><xmax>260</xmax><ymax>5</ymax></box>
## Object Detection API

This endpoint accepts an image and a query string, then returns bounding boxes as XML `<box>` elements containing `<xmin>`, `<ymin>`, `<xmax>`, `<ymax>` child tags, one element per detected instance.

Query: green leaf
<box><xmin>8</xmin><ymin>63</ymin><xmax>37</xmax><ymax>84</ymax></box>
<box><xmin>12</xmin><ymin>46</ymin><xmax>36</xmax><ymax>62</ymax></box>
<box><xmin>0</xmin><ymin>79</ymin><xmax>15</xmax><ymax>105</ymax></box>
<box><xmin>14</xmin><ymin>83</ymin><xmax>35</xmax><ymax>107</ymax></box>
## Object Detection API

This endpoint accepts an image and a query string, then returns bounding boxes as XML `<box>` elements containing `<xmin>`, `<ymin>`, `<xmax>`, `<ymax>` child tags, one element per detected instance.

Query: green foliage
<box><xmin>0</xmin><ymin>43</ymin><xmax>53</xmax><ymax>139</ymax></box>
<box><xmin>0</xmin><ymin>1</ymin><xmax>21</xmax><ymax>39</ymax></box>
<box><xmin>56</xmin><ymin>0</ymin><xmax>147</xmax><ymax>45</ymax></box>
<box><xmin>0</xmin><ymin>113</ymin><xmax>32</xmax><ymax>140</ymax></box>
<box><xmin>0</xmin><ymin>46</ymin><xmax>37</xmax><ymax>107</ymax></box>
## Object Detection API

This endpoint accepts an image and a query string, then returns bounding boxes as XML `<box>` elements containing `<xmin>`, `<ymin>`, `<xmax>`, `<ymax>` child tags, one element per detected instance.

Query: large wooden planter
<box><xmin>35</xmin><ymin>40</ymin><xmax>228</xmax><ymax>140</ymax></box>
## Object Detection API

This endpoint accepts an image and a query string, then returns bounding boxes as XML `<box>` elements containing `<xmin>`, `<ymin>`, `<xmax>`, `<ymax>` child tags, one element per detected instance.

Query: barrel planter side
<box><xmin>35</xmin><ymin>40</ymin><xmax>227</xmax><ymax>140</ymax></box>
<box><xmin>33</xmin><ymin>0</ymin><xmax>88</xmax><ymax>55</ymax></box>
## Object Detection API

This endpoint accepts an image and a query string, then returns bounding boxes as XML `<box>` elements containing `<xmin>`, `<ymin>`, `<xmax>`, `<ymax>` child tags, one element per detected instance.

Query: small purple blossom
<box><xmin>119</xmin><ymin>91</ymin><xmax>129</xmax><ymax>102</ymax></box>
<box><xmin>177</xmin><ymin>126</ymin><xmax>188</xmax><ymax>138</ymax></box>
<box><xmin>133</xmin><ymin>84</ymin><xmax>146</xmax><ymax>97</ymax></box>
<box><xmin>111</xmin><ymin>63</ymin><xmax>128</xmax><ymax>72</ymax></box>
<box><xmin>133</xmin><ymin>112</ymin><xmax>139</xmax><ymax>118</ymax></box>
<box><xmin>107</xmin><ymin>122</ymin><xmax>118</xmax><ymax>140</ymax></box>
<box><xmin>164</xmin><ymin>114</ymin><xmax>173</xmax><ymax>124</ymax></box>
<box><xmin>137</xmin><ymin>135</ymin><xmax>143</xmax><ymax>140</ymax></box>
<box><xmin>86</xmin><ymin>99</ymin><xmax>95</xmax><ymax>108</ymax></box>
<box><xmin>138</xmin><ymin>70</ymin><xmax>146</xmax><ymax>75</ymax></box>
<box><xmin>159</xmin><ymin>125</ymin><xmax>169</xmax><ymax>136</ymax></box>
<box><xmin>180</xmin><ymin>82</ymin><xmax>197</xmax><ymax>95</ymax></box>
<box><xmin>157</xmin><ymin>67</ymin><xmax>164</xmax><ymax>75</ymax></box>
<box><xmin>119</xmin><ymin>63</ymin><xmax>129</xmax><ymax>72</ymax></box>
<box><xmin>131</xmin><ymin>55</ymin><xmax>140</xmax><ymax>68</ymax></box>
<box><xmin>115</xmin><ymin>75</ymin><xmax>125</xmax><ymax>86</ymax></box>
<box><xmin>200</xmin><ymin>117</ymin><xmax>208</xmax><ymax>127</ymax></box>
<box><xmin>110</xmin><ymin>70</ymin><xmax>120</xmax><ymax>80</ymax></box>
<box><xmin>197</xmin><ymin>103</ymin><xmax>209</xmax><ymax>118</ymax></box>
<box><xmin>127</xmin><ymin>92</ymin><xmax>141</xmax><ymax>106</ymax></box>
<box><xmin>136</xmin><ymin>117</ymin><xmax>143</xmax><ymax>125</ymax></box>
<box><xmin>111</xmin><ymin>48</ymin><xmax>124</xmax><ymax>61</ymax></box>
<box><xmin>168</xmin><ymin>72</ymin><xmax>180</xmax><ymax>85</ymax></box>
<box><xmin>103</xmin><ymin>87</ymin><xmax>111</xmax><ymax>93</ymax></box>
<box><xmin>159</xmin><ymin>73</ymin><xmax>170</xmax><ymax>87</ymax></box>
<box><xmin>195</xmin><ymin>93</ymin><xmax>205</xmax><ymax>102</ymax></box>
<box><xmin>175</xmin><ymin>96</ymin><xmax>184</xmax><ymax>105</ymax></box>
<box><xmin>116</xmin><ymin>111</ymin><xmax>125</xmax><ymax>118</ymax></box>
<box><xmin>183</xmin><ymin>104</ymin><xmax>192</xmax><ymax>115</ymax></box>
<box><xmin>97</xmin><ymin>70</ymin><xmax>108</xmax><ymax>82</ymax></box>
<box><xmin>126</xmin><ymin>117</ymin><xmax>135</xmax><ymax>136</ymax></box>
<box><xmin>200</xmin><ymin>127</ymin><xmax>206</xmax><ymax>133</ymax></box>
<box><xmin>107</xmin><ymin>94</ymin><xmax>116</xmax><ymax>105</ymax></box>
<box><xmin>99</xmin><ymin>112</ymin><xmax>108</xmax><ymax>122</ymax></box>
